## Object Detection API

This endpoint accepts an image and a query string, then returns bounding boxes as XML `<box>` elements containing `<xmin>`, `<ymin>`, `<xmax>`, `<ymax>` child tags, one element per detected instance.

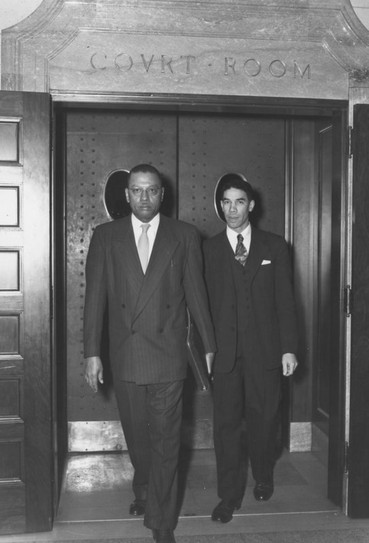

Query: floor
<box><xmin>3</xmin><ymin>446</ymin><xmax>369</xmax><ymax>542</ymax></box>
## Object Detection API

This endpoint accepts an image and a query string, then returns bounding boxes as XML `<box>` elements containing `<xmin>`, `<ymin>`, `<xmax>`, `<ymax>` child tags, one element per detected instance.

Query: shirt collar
<box><xmin>131</xmin><ymin>212</ymin><xmax>160</xmax><ymax>232</ymax></box>
<box><xmin>226</xmin><ymin>222</ymin><xmax>251</xmax><ymax>241</ymax></box>
<box><xmin>226</xmin><ymin>223</ymin><xmax>251</xmax><ymax>252</ymax></box>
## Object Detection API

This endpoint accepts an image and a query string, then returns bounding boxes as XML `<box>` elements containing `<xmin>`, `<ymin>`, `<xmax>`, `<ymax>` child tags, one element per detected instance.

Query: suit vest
<box><xmin>230</xmin><ymin>251</ymin><xmax>258</xmax><ymax>360</ymax></box>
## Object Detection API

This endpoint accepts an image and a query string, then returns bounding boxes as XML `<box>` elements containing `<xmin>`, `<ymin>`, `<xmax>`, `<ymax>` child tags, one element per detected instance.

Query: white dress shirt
<box><xmin>131</xmin><ymin>212</ymin><xmax>160</xmax><ymax>261</ymax></box>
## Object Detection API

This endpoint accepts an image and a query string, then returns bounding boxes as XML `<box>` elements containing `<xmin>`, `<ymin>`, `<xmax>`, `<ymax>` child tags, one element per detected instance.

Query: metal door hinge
<box><xmin>344</xmin><ymin>441</ymin><xmax>350</xmax><ymax>474</ymax></box>
<box><xmin>344</xmin><ymin>285</ymin><xmax>352</xmax><ymax>316</ymax></box>
<box><xmin>50</xmin><ymin>285</ymin><xmax>54</xmax><ymax>320</ymax></box>
<box><xmin>348</xmin><ymin>126</ymin><xmax>354</xmax><ymax>158</ymax></box>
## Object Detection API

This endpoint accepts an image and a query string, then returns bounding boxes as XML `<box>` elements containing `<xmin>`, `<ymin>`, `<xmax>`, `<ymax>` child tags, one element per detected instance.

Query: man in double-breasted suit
<box><xmin>84</xmin><ymin>164</ymin><xmax>216</xmax><ymax>543</ymax></box>
<box><xmin>203</xmin><ymin>173</ymin><xmax>298</xmax><ymax>524</ymax></box>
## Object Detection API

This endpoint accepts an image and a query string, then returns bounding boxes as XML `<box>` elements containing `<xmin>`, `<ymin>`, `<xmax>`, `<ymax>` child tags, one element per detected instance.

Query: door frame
<box><xmin>52</xmin><ymin>93</ymin><xmax>350</xmax><ymax>513</ymax></box>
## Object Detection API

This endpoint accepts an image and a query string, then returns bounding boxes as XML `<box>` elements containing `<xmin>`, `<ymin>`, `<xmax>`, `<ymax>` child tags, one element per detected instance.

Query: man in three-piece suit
<box><xmin>203</xmin><ymin>173</ymin><xmax>298</xmax><ymax>524</ymax></box>
<box><xmin>83</xmin><ymin>164</ymin><xmax>216</xmax><ymax>543</ymax></box>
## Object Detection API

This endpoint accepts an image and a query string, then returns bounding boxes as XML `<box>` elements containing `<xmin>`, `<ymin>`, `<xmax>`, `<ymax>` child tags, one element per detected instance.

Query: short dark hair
<box><xmin>128</xmin><ymin>163</ymin><xmax>162</xmax><ymax>184</ymax></box>
<box><xmin>219</xmin><ymin>173</ymin><xmax>254</xmax><ymax>201</ymax></box>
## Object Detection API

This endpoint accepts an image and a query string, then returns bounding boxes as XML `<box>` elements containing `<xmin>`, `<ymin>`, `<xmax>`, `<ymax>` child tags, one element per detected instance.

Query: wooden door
<box><xmin>0</xmin><ymin>92</ymin><xmax>53</xmax><ymax>534</ymax></box>
<box><xmin>305</xmin><ymin>116</ymin><xmax>346</xmax><ymax>506</ymax></box>
<box><xmin>348</xmin><ymin>104</ymin><xmax>369</xmax><ymax>517</ymax></box>
<box><xmin>290</xmin><ymin>113</ymin><xmax>346</xmax><ymax>506</ymax></box>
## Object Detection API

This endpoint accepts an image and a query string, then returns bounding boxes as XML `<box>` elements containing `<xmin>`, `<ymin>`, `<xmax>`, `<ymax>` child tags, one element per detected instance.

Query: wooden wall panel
<box><xmin>289</xmin><ymin>119</ymin><xmax>317</xmax><ymax>430</ymax></box>
<box><xmin>0</xmin><ymin>441</ymin><xmax>23</xmax><ymax>479</ymax></box>
<box><xmin>0</xmin><ymin>315</ymin><xmax>19</xmax><ymax>353</ymax></box>
<box><xmin>315</xmin><ymin>125</ymin><xmax>333</xmax><ymax>427</ymax></box>
<box><xmin>348</xmin><ymin>104</ymin><xmax>369</xmax><ymax>517</ymax></box>
<box><xmin>0</xmin><ymin>378</ymin><xmax>21</xmax><ymax>416</ymax></box>
<box><xmin>0</xmin><ymin>251</ymin><xmax>19</xmax><ymax>290</ymax></box>
<box><xmin>0</xmin><ymin>91</ymin><xmax>52</xmax><ymax>534</ymax></box>
<box><xmin>0</xmin><ymin>121</ymin><xmax>18</xmax><ymax>162</ymax></box>
<box><xmin>0</xmin><ymin>187</ymin><xmax>19</xmax><ymax>226</ymax></box>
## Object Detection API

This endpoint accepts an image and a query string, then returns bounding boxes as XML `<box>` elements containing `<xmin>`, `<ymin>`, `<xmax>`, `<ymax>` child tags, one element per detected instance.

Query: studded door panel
<box><xmin>66</xmin><ymin>111</ymin><xmax>177</xmax><ymax>428</ymax></box>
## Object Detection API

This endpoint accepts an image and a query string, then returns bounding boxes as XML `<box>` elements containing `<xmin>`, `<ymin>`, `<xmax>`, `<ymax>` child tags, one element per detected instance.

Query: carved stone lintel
<box><xmin>1</xmin><ymin>0</ymin><xmax>369</xmax><ymax>99</ymax></box>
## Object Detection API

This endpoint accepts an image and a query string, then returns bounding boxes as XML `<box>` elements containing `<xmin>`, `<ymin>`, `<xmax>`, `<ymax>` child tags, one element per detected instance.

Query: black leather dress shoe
<box><xmin>129</xmin><ymin>499</ymin><xmax>146</xmax><ymax>516</ymax></box>
<box><xmin>211</xmin><ymin>500</ymin><xmax>240</xmax><ymax>523</ymax></box>
<box><xmin>253</xmin><ymin>482</ymin><xmax>274</xmax><ymax>501</ymax></box>
<box><xmin>152</xmin><ymin>529</ymin><xmax>176</xmax><ymax>542</ymax></box>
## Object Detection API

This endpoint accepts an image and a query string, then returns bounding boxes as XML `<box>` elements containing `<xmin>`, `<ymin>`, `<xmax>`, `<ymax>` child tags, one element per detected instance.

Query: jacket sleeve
<box><xmin>83</xmin><ymin>226</ymin><xmax>108</xmax><ymax>358</ymax></box>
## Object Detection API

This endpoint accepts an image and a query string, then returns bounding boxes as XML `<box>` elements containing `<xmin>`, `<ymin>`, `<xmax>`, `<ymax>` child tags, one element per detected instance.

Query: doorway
<box><xmin>53</xmin><ymin>98</ymin><xmax>347</xmax><ymax>520</ymax></box>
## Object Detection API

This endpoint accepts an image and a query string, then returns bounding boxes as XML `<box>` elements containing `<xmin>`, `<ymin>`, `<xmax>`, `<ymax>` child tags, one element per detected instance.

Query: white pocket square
<box><xmin>262</xmin><ymin>259</ymin><xmax>271</xmax><ymax>265</ymax></box>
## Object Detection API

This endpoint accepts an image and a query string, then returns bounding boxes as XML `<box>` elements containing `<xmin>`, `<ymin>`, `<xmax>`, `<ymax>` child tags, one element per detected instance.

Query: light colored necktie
<box><xmin>138</xmin><ymin>223</ymin><xmax>150</xmax><ymax>273</ymax></box>
<box><xmin>235</xmin><ymin>234</ymin><xmax>248</xmax><ymax>266</ymax></box>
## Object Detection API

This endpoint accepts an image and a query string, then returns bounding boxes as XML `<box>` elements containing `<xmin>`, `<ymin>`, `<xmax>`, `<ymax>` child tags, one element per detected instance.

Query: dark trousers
<box><xmin>113</xmin><ymin>379</ymin><xmax>184</xmax><ymax>530</ymax></box>
<box><xmin>213</xmin><ymin>357</ymin><xmax>281</xmax><ymax>505</ymax></box>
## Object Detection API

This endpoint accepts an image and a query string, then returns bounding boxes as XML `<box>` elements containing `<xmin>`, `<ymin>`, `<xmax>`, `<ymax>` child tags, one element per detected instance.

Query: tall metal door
<box><xmin>348</xmin><ymin>104</ymin><xmax>369</xmax><ymax>517</ymax></box>
<box><xmin>66</xmin><ymin>111</ymin><xmax>178</xmax><ymax>438</ymax></box>
<box><xmin>65</xmin><ymin>110</ymin><xmax>286</xmax><ymax>451</ymax></box>
<box><xmin>64</xmin><ymin>107</ymin><xmax>348</xmax><ymax>513</ymax></box>
<box><xmin>0</xmin><ymin>92</ymin><xmax>53</xmax><ymax>534</ymax></box>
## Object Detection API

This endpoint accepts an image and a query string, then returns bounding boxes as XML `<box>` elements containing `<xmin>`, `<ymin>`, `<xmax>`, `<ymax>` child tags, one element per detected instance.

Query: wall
<box><xmin>353</xmin><ymin>0</ymin><xmax>369</xmax><ymax>27</ymax></box>
<box><xmin>0</xmin><ymin>1</ymin><xmax>42</xmax><ymax>81</ymax></box>
<box><xmin>1</xmin><ymin>0</ymin><xmax>369</xmax><ymax>34</ymax></box>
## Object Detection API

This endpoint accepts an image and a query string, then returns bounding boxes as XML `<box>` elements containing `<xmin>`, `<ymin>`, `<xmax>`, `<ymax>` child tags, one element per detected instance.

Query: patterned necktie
<box><xmin>235</xmin><ymin>234</ymin><xmax>248</xmax><ymax>266</ymax></box>
<box><xmin>138</xmin><ymin>223</ymin><xmax>150</xmax><ymax>273</ymax></box>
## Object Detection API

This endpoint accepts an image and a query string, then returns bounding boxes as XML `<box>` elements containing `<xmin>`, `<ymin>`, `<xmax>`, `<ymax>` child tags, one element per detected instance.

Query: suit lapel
<box><xmin>132</xmin><ymin>216</ymin><xmax>179</xmax><ymax>322</ymax></box>
<box><xmin>112</xmin><ymin>219</ymin><xmax>143</xmax><ymax>298</ymax></box>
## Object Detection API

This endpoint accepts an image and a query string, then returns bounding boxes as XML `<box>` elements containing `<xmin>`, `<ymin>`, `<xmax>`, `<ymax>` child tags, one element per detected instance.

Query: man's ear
<box><xmin>161</xmin><ymin>187</ymin><xmax>165</xmax><ymax>202</ymax></box>
<box><xmin>249</xmin><ymin>199</ymin><xmax>255</xmax><ymax>212</ymax></box>
<box><xmin>125</xmin><ymin>188</ymin><xmax>130</xmax><ymax>203</ymax></box>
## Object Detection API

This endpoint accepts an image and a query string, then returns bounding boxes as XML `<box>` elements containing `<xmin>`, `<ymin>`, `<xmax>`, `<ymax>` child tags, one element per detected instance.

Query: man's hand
<box><xmin>84</xmin><ymin>356</ymin><xmax>104</xmax><ymax>392</ymax></box>
<box><xmin>205</xmin><ymin>352</ymin><xmax>215</xmax><ymax>376</ymax></box>
<box><xmin>282</xmin><ymin>353</ymin><xmax>298</xmax><ymax>377</ymax></box>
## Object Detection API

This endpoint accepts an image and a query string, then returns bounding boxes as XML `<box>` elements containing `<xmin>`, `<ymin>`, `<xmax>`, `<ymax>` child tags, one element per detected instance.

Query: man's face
<box><xmin>220</xmin><ymin>187</ymin><xmax>255</xmax><ymax>233</ymax></box>
<box><xmin>125</xmin><ymin>171</ymin><xmax>164</xmax><ymax>222</ymax></box>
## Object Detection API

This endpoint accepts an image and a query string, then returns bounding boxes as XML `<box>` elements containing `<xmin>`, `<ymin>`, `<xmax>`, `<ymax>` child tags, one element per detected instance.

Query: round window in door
<box><xmin>104</xmin><ymin>169</ymin><xmax>131</xmax><ymax>220</ymax></box>
<box><xmin>213</xmin><ymin>172</ymin><xmax>249</xmax><ymax>223</ymax></box>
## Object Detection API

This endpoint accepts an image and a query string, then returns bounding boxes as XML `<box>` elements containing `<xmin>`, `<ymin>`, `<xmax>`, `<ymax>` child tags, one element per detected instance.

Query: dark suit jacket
<box><xmin>203</xmin><ymin>226</ymin><xmax>298</xmax><ymax>373</ymax></box>
<box><xmin>84</xmin><ymin>214</ymin><xmax>216</xmax><ymax>385</ymax></box>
